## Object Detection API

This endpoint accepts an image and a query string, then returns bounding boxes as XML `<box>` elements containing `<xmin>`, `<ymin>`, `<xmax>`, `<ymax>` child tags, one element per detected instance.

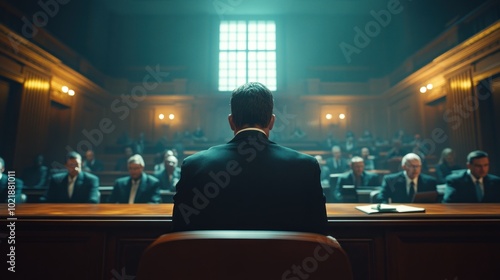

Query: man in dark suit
<box><xmin>108</xmin><ymin>154</ymin><xmax>161</xmax><ymax>204</ymax></box>
<box><xmin>45</xmin><ymin>152</ymin><xmax>100</xmax><ymax>203</ymax></box>
<box><xmin>0</xmin><ymin>157</ymin><xmax>24</xmax><ymax>203</ymax></box>
<box><xmin>82</xmin><ymin>150</ymin><xmax>104</xmax><ymax>172</ymax></box>
<box><xmin>21</xmin><ymin>154</ymin><xmax>48</xmax><ymax>188</ymax></box>
<box><xmin>154</xmin><ymin>153</ymin><xmax>180</xmax><ymax>191</ymax></box>
<box><xmin>334</xmin><ymin>156</ymin><xmax>380</xmax><ymax>202</ymax></box>
<box><xmin>443</xmin><ymin>150</ymin><xmax>500</xmax><ymax>203</ymax></box>
<box><xmin>172</xmin><ymin>82</ymin><xmax>327</xmax><ymax>234</ymax></box>
<box><xmin>377</xmin><ymin>153</ymin><xmax>437</xmax><ymax>203</ymax></box>
<box><xmin>325</xmin><ymin>145</ymin><xmax>350</xmax><ymax>174</ymax></box>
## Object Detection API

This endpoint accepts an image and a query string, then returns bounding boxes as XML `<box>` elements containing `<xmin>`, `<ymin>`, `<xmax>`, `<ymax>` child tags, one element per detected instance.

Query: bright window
<box><xmin>219</xmin><ymin>20</ymin><xmax>276</xmax><ymax>91</ymax></box>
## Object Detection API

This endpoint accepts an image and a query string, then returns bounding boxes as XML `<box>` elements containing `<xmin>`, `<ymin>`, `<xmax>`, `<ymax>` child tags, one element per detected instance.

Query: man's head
<box><xmin>128</xmin><ymin>154</ymin><xmax>145</xmax><ymax>180</ymax></box>
<box><xmin>350</xmin><ymin>156</ymin><xmax>365</xmax><ymax>177</ymax></box>
<box><xmin>331</xmin><ymin>146</ymin><xmax>342</xmax><ymax>159</ymax></box>
<box><xmin>164</xmin><ymin>154</ymin><xmax>178</xmax><ymax>174</ymax></box>
<box><xmin>66</xmin><ymin>152</ymin><xmax>82</xmax><ymax>177</ymax></box>
<box><xmin>0</xmin><ymin>157</ymin><xmax>4</xmax><ymax>173</ymax></box>
<box><xmin>361</xmin><ymin>147</ymin><xmax>370</xmax><ymax>158</ymax></box>
<box><xmin>467</xmin><ymin>150</ymin><xmax>489</xmax><ymax>179</ymax></box>
<box><xmin>402</xmin><ymin>153</ymin><xmax>422</xmax><ymax>180</ymax></box>
<box><xmin>85</xmin><ymin>150</ymin><xmax>95</xmax><ymax>161</ymax></box>
<box><xmin>228</xmin><ymin>82</ymin><xmax>275</xmax><ymax>136</ymax></box>
<box><xmin>124</xmin><ymin>147</ymin><xmax>133</xmax><ymax>157</ymax></box>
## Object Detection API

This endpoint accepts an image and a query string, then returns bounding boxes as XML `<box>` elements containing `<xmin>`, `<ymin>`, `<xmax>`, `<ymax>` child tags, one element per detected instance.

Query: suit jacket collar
<box><xmin>229</xmin><ymin>130</ymin><xmax>271</xmax><ymax>144</ymax></box>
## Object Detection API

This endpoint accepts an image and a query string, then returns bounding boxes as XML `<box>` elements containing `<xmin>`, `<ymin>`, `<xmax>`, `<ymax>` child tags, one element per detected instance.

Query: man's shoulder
<box><xmin>384</xmin><ymin>172</ymin><xmax>403</xmax><ymax>180</ymax></box>
<box><xmin>446</xmin><ymin>170</ymin><xmax>467</xmax><ymax>182</ymax></box>
<box><xmin>145</xmin><ymin>174</ymin><xmax>160</xmax><ymax>184</ymax></box>
<box><xmin>82</xmin><ymin>172</ymin><xmax>99</xmax><ymax>181</ymax></box>
<box><xmin>114</xmin><ymin>176</ymin><xmax>130</xmax><ymax>185</ymax></box>
<box><xmin>486</xmin><ymin>173</ymin><xmax>500</xmax><ymax>182</ymax></box>
<box><xmin>51</xmin><ymin>172</ymin><xmax>67</xmax><ymax>180</ymax></box>
<box><xmin>420</xmin><ymin>173</ymin><xmax>437</xmax><ymax>183</ymax></box>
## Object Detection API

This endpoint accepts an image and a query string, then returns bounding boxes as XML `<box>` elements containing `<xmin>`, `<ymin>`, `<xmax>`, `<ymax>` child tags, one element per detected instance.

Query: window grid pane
<box><xmin>219</xmin><ymin>20</ymin><xmax>276</xmax><ymax>91</ymax></box>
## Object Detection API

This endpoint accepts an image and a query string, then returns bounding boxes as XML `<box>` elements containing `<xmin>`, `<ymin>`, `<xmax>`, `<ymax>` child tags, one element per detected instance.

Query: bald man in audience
<box><xmin>154</xmin><ymin>153</ymin><xmax>180</xmax><ymax>192</ymax></box>
<box><xmin>45</xmin><ymin>152</ymin><xmax>100</xmax><ymax>203</ymax></box>
<box><xmin>443</xmin><ymin>150</ymin><xmax>500</xmax><ymax>203</ymax></box>
<box><xmin>377</xmin><ymin>153</ymin><xmax>437</xmax><ymax>203</ymax></box>
<box><xmin>326</xmin><ymin>145</ymin><xmax>349</xmax><ymax>174</ymax></box>
<box><xmin>108</xmin><ymin>154</ymin><xmax>161</xmax><ymax>204</ymax></box>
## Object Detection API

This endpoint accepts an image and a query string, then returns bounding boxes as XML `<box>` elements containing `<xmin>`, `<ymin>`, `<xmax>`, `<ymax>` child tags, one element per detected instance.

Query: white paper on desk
<box><xmin>356</xmin><ymin>204</ymin><xmax>425</xmax><ymax>214</ymax></box>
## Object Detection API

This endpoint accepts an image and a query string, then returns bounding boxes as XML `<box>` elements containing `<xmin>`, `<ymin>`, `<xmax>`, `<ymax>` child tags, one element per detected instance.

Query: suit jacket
<box><xmin>108</xmin><ymin>172</ymin><xmax>161</xmax><ymax>203</ymax></box>
<box><xmin>0</xmin><ymin>174</ymin><xmax>24</xmax><ymax>203</ymax></box>
<box><xmin>22</xmin><ymin>165</ymin><xmax>48</xmax><ymax>188</ymax></box>
<box><xmin>334</xmin><ymin>171</ymin><xmax>380</xmax><ymax>202</ymax></box>
<box><xmin>154</xmin><ymin>168</ymin><xmax>181</xmax><ymax>191</ymax></box>
<box><xmin>377</xmin><ymin>171</ymin><xmax>437</xmax><ymax>203</ymax></box>
<box><xmin>325</xmin><ymin>157</ymin><xmax>350</xmax><ymax>174</ymax></box>
<box><xmin>443</xmin><ymin>170</ymin><xmax>500</xmax><ymax>203</ymax></box>
<box><xmin>45</xmin><ymin>171</ymin><xmax>100</xmax><ymax>203</ymax></box>
<box><xmin>82</xmin><ymin>159</ymin><xmax>104</xmax><ymax>172</ymax></box>
<box><xmin>172</xmin><ymin>130</ymin><xmax>327</xmax><ymax>234</ymax></box>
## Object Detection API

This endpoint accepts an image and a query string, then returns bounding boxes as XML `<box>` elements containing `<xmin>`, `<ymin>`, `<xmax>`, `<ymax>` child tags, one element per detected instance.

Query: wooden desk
<box><xmin>1</xmin><ymin>204</ymin><xmax>499</xmax><ymax>280</ymax></box>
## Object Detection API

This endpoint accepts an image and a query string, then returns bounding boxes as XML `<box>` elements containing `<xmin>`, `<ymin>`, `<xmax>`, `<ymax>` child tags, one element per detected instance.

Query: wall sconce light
<box><xmin>158</xmin><ymin>114</ymin><xmax>165</xmax><ymax>120</ymax></box>
<box><xmin>61</xmin><ymin>86</ymin><xmax>75</xmax><ymax>96</ymax></box>
<box><xmin>159</xmin><ymin>113</ymin><xmax>175</xmax><ymax>120</ymax></box>
<box><xmin>339</xmin><ymin>113</ymin><xmax>346</xmax><ymax>120</ymax></box>
<box><xmin>420</xmin><ymin>83</ymin><xmax>433</xmax><ymax>93</ymax></box>
<box><xmin>168</xmin><ymin>114</ymin><xmax>175</xmax><ymax>120</ymax></box>
<box><xmin>325</xmin><ymin>113</ymin><xmax>332</xmax><ymax>120</ymax></box>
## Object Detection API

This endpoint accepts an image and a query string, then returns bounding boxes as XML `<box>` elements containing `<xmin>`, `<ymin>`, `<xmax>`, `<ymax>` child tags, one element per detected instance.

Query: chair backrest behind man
<box><xmin>137</xmin><ymin>230</ymin><xmax>353</xmax><ymax>280</ymax></box>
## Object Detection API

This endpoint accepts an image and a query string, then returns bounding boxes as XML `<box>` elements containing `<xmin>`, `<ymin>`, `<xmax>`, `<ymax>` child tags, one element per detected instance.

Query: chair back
<box><xmin>137</xmin><ymin>230</ymin><xmax>353</xmax><ymax>280</ymax></box>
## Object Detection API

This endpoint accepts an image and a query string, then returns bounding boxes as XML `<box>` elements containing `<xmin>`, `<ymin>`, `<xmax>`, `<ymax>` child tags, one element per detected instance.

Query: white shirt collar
<box><xmin>235</xmin><ymin>127</ymin><xmax>267</xmax><ymax>136</ymax></box>
<box><xmin>467</xmin><ymin>169</ymin><xmax>482</xmax><ymax>183</ymax></box>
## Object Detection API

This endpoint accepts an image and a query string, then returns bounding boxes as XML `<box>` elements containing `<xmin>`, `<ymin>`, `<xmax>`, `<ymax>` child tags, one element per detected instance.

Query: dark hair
<box><xmin>66</xmin><ymin>151</ymin><xmax>82</xmax><ymax>162</ymax></box>
<box><xmin>467</xmin><ymin>150</ymin><xmax>488</xmax><ymax>164</ymax></box>
<box><xmin>230</xmin><ymin>82</ymin><xmax>274</xmax><ymax>129</ymax></box>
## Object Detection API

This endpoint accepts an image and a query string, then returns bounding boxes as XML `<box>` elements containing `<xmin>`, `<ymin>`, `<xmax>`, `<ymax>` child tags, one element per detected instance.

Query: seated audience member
<box><xmin>133</xmin><ymin>132</ymin><xmax>147</xmax><ymax>155</ymax></box>
<box><xmin>1</xmin><ymin>157</ymin><xmax>25</xmax><ymax>203</ymax></box>
<box><xmin>334</xmin><ymin>156</ymin><xmax>380</xmax><ymax>202</ymax></box>
<box><xmin>323</xmin><ymin>133</ymin><xmax>337</xmax><ymax>150</ymax></box>
<box><xmin>115</xmin><ymin>146</ymin><xmax>134</xmax><ymax>171</ymax></box>
<box><xmin>45</xmin><ymin>152</ymin><xmax>100</xmax><ymax>203</ymax></box>
<box><xmin>393</xmin><ymin>129</ymin><xmax>411</xmax><ymax>145</ymax></box>
<box><xmin>191</xmin><ymin>126</ymin><xmax>208</xmax><ymax>142</ymax></box>
<box><xmin>344</xmin><ymin>136</ymin><xmax>356</xmax><ymax>157</ymax></box>
<box><xmin>326</xmin><ymin>145</ymin><xmax>350</xmax><ymax>174</ymax></box>
<box><xmin>314</xmin><ymin>155</ymin><xmax>331</xmax><ymax>184</ymax></box>
<box><xmin>358</xmin><ymin>129</ymin><xmax>374</xmax><ymax>144</ymax></box>
<box><xmin>108</xmin><ymin>154</ymin><xmax>161</xmax><ymax>204</ymax></box>
<box><xmin>21</xmin><ymin>154</ymin><xmax>48</xmax><ymax>188</ymax></box>
<box><xmin>82</xmin><ymin>150</ymin><xmax>104</xmax><ymax>172</ymax></box>
<box><xmin>360</xmin><ymin>147</ymin><xmax>375</xmax><ymax>170</ymax></box>
<box><xmin>443</xmin><ymin>150</ymin><xmax>500</xmax><ymax>203</ymax></box>
<box><xmin>154</xmin><ymin>153</ymin><xmax>180</xmax><ymax>191</ymax></box>
<box><xmin>172</xmin><ymin>82</ymin><xmax>327</xmax><ymax>234</ymax></box>
<box><xmin>435</xmin><ymin>148</ymin><xmax>462</xmax><ymax>184</ymax></box>
<box><xmin>386</xmin><ymin>139</ymin><xmax>407</xmax><ymax>159</ymax></box>
<box><xmin>377</xmin><ymin>153</ymin><xmax>437</xmax><ymax>203</ymax></box>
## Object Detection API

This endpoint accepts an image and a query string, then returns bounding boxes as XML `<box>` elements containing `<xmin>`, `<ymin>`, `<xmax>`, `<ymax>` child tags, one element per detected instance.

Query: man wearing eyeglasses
<box><xmin>377</xmin><ymin>153</ymin><xmax>437</xmax><ymax>203</ymax></box>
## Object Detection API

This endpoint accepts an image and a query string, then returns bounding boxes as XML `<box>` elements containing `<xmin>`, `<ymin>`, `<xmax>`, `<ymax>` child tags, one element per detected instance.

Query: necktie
<box><xmin>68</xmin><ymin>176</ymin><xmax>75</xmax><ymax>199</ymax></box>
<box><xmin>475</xmin><ymin>180</ymin><xmax>483</xmax><ymax>202</ymax></box>
<box><xmin>129</xmin><ymin>179</ymin><xmax>139</xmax><ymax>204</ymax></box>
<box><xmin>409</xmin><ymin>181</ymin><xmax>415</xmax><ymax>201</ymax></box>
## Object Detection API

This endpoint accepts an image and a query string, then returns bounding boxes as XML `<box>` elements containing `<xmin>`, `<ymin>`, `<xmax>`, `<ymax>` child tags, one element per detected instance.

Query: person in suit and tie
<box><xmin>108</xmin><ymin>154</ymin><xmax>161</xmax><ymax>204</ymax></box>
<box><xmin>45</xmin><ymin>152</ymin><xmax>100</xmax><ymax>203</ymax></box>
<box><xmin>82</xmin><ymin>150</ymin><xmax>104</xmax><ymax>172</ymax></box>
<box><xmin>377</xmin><ymin>153</ymin><xmax>437</xmax><ymax>203</ymax></box>
<box><xmin>172</xmin><ymin>82</ymin><xmax>327</xmax><ymax>234</ymax></box>
<box><xmin>154</xmin><ymin>153</ymin><xmax>180</xmax><ymax>192</ymax></box>
<box><xmin>326</xmin><ymin>145</ymin><xmax>350</xmax><ymax>174</ymax></box>
<box><xmin>0</xmin><ymin>157</ymin><xmax>24</xmax><ymax>203</ymax></box>
<box><xmin>334</xmin><ymin>156</ymin><xmax>380</xmax><ymax>202</ymax></box>
<box><xmin>443</xmin><ymin>150</ymin><xmax>500</xmax><ymax>203</ymax></box>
